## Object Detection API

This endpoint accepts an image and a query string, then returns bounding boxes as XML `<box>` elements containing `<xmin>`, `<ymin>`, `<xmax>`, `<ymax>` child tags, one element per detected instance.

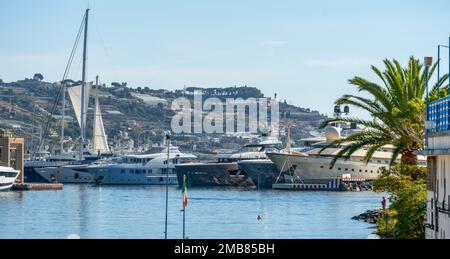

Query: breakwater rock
<box><xmin>352</xmin><ymin>210</ymin><xmax>382</xmax><ymax>224</ymax></box>
<box><xmin>340</xmin><ymin>181</ymin><xmax>373</xmax><ymax>192</ymax></box>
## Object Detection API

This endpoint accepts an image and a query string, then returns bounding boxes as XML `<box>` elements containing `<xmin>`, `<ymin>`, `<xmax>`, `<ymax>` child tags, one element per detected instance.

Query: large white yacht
<box><xmin>267</xmin><ymin>126</ymin><xmax>427</xmax><ymax>185</ymax></box>
<box><xmin>175</xmin><ymin>132</ymin><xmax>283</xmax><ymax>188</ymax></box>
<box><xmin>86</xmin><ymin>146</ymin><xmax>197</xmax><ymax>185</ymax></box>
<box><xmin>24</xmin><ymin>150</ymin><xmax>101</xmax><ymax>183</ymax></box>
<box><xmin>0</xmin><ymin>166</ymin><xmax>20</xmax><ymax>191</ymax></box>
<box><xmin>238</xmin><ymin>136</ymin><xmax>325</xmax><ymax>188</ymax></box>
<box><xmin>34</xmin><ymin>156</ymin><xmax>110</xmax><ymax>184</ymax></box>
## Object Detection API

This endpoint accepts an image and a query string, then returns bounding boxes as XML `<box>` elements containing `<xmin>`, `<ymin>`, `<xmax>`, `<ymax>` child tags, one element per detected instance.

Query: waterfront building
<box><xmin>0</xmin><ymin>129</ymin><xmax>24</xmax><ymax>183</ymax></box>
<box><xmin>422</xmin><ymin>96</ymin><xmax>450</xmax><ymax>239</ymax></box>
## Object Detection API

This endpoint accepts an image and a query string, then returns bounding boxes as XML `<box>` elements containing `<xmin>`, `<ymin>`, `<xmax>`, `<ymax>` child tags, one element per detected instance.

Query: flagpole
<box><xmin>164</xmin><ymin>131</ymin><xmax>171</xmax><ymax>239</ymax></box>
<box><xmin>182</xmin><ymin>174</ymin><xmax>187</xmax><ymax>239</ymax></box>
<box><xmin>183</xmin><ymin>206</ymin><xmax>186</xmax><ymax>239</ymax></box>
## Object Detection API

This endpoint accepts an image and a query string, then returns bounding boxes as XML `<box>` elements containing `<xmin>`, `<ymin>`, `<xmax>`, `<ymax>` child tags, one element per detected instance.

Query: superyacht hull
<box><xmin>35</xmin><ymin>165</ymin><xmax>93</xmax><ymax>184</ymax></box>
<box><xmin>237</xmin><ymin>160</ymin><xmax>281</xmax><ymax>189</ymax></box>
<box><xmin>175</xmin><ymin>163</ymin><xmax>254</xmax><ymax>188</ymax></box>
<box><xmin>87</xmin><ymin>166</ymin><xmax>178</xmax><ymax>186</ymax></box>
<box><xmin>267</xmin><ymin>153</ymin><xmax>383</xmax><ymax>185</ymax></box>
<box><xmin>24</xmin><ymin>161</ymin><xmax>72</xmax><ymax>183</ymax></box>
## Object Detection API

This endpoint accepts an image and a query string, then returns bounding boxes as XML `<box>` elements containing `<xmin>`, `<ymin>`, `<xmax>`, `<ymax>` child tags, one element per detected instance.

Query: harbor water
<box><xmin>0</xmin><ymin>185</ymin><xmax>383</xmax><ymax>239</ymax></box>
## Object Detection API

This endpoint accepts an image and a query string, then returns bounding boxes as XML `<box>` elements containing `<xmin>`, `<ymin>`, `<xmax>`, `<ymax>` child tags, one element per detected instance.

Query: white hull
<box><xmin>35</xmin><ymin>166</ymin><xmax>93</xmax><ymax>184</ymax></box>
<box><xmin>0</xmin><ymin>167</ymin><xmax>20</xmax><ymax>191</ymax></box>
<box><xmin>87</xmin><ymin>165</ymin><xmax>178</xmax><ymax>185</ymax></box>
<box><xmin>267</xmin><ymin>153</ymin><xmax>385</xmax><ymax>184</ymax></box>
<box><xmin>0</xmin><ymin>182</ymin><xmax>15</xmax><ymax>191</ymax></box>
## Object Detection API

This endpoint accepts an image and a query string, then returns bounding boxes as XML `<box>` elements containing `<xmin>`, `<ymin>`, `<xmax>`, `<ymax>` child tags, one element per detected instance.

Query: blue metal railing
<box><xmin>429</xmin><ymin>96</ymin><xmax>450</xmax><ymax>133</ymax></box>
<box><xmin>426</xmin><ymin>38</ymin><xmax>450</xmax><ymax>135</ymax></box>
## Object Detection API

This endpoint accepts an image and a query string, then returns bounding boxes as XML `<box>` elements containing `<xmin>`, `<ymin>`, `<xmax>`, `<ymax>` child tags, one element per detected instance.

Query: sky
<box><xmin>1</xmin><ymin>0</ymin><xmax>450</xmax><ymax>118</ymax></box>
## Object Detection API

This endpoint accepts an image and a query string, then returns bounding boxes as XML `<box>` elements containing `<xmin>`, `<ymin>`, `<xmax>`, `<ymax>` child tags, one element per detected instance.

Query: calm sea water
<box><xmin>0</xmin><ymin>185</ymin><xmax>383</xmax><ymax>239</ymax></box>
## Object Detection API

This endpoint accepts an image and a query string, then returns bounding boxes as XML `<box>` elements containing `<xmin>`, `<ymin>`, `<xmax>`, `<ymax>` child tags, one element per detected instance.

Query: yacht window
<box><xmin>345</xmin><ymin>168</ymin><xmax>348</xmax><ymax>171</ymax></box>
<box><xmin>320</xmin><ymin>166</ymin><xmax>324</xmax><ymax>169</ymax></box>
<box><xmin>338</xmin><ymin>168</ymin><xmax>341</xmax><ymax>171</ymax></box>
<box><xmin>240</xmin><ymin>146</ymin><xmax>264</xmax><ymax>153</ymax></box>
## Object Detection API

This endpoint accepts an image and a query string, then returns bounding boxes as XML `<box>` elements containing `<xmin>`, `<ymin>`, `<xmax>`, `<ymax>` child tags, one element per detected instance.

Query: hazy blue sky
<box><xmin>1</xmin><ymin>0</ymin><xmax>449</xmax><ymax>118</ymax></box>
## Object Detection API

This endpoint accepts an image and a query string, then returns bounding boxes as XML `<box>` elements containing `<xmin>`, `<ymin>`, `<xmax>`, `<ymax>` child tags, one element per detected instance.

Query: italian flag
<box><xmin>182</xmin><ymin>175</ymin><xmax>188</xmax><ymax>207</ymax></box>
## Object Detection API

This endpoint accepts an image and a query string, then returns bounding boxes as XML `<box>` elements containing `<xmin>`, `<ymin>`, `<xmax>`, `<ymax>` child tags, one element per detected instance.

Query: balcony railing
<box><xmin>428</xmin><ymin>96</ymin><xmax>450</xmax><ymax>133</ymax></box>
<box><xmin>437</xmin><ymin>201</ymin><xmax>450</xmax><ymax>215</ymax></box>
<box><xmin>424</xmin><ymin>223</ymin><xmax>435</xmax><ymax>230</ymax></box>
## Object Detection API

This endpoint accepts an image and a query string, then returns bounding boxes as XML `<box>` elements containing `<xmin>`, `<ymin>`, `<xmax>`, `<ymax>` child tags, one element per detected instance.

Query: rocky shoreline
<box><xmin>340</xmin><ymin>181</ymin><xmax>373</xmax><ymax>192</ymax></box>
<box><xmin>352</xmin><ymin>210</ymin><xmax>382</xmax><ymax>224</ymax></box>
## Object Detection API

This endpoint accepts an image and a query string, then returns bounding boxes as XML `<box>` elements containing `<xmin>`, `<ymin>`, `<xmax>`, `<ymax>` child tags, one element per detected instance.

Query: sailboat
<box><xmin>33</xmin><ymin>9</ymin><xmax>112</xmax><ymax>184</ymax></box>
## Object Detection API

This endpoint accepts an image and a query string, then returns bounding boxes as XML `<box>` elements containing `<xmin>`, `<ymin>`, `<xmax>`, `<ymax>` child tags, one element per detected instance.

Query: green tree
<box><xmin>374</xmin><ymin>164</ymin><xmax>427</xmax><ymax>239</ymax></box>
<box><xmin>321</xmin><ymin>56</ymin><xmax>448</xmax><ymax>166</ymax></box>
<box><xmin>33</xmin><ymin>73</ymin><xmax>44</xmax><ymax>81</ymax></box>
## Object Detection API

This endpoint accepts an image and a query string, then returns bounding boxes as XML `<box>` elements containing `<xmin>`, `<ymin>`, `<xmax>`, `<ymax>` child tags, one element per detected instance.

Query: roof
<box><xmin>0</xmin><ymin>166</ymin><xmax>19</xmax><ymax>173</ymax></box>
<box><xmin>416</xmin><ymin>149</ymin><xmax>450</xmax><ymax>156</ymax></box>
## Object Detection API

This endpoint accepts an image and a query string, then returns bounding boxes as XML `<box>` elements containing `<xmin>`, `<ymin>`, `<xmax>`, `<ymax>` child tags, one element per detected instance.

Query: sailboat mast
<box><xmin>93</xmin><ymin>75</ymin><xmax>99</xmax><ymax>154</ymax></box>
<box><xmin>60</xmin><ymin>82</ymin><xmax>66</xmax><ymax>154</ymax></box>
<box><xmin>80</xmin><ymin>8</ymin><xmax>89</xmax><ymax>158</ymax></box>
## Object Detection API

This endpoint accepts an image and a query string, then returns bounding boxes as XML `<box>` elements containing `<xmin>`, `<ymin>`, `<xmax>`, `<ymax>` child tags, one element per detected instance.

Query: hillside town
<box><xmin>0</xmin><ymin>75</ymin><xmax>328</xmax><ymax>158</ymax></box>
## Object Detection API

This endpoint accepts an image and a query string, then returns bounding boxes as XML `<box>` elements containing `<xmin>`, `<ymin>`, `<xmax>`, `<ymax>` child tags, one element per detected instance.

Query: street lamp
<box><xmin>438</xmin><ymin>44</ymin><xmax>450</xmax><ymax>92</ymax></box>
<box><xmin>164</xmin><ymin>130</ymin><xmax>171</xmax><ymax>239</ymax></box>
<box><xmin>425</xmin><ymin>57</ymin><xmax>433</xmax><ymax>148</ymax></box>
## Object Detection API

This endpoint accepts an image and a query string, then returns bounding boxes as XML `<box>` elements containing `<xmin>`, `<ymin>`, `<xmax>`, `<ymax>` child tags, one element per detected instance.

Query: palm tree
<box><xmin>321</xmin><ymin>56</ymin><xmax>448</xmax><ymax>167</ymax></box>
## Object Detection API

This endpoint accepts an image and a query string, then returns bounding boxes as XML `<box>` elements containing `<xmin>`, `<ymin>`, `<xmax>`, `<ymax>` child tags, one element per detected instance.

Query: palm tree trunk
<box><xmin>401</xmin><ymin>149</ymin><xmax>418</xmax><ymax>165</ymax></box>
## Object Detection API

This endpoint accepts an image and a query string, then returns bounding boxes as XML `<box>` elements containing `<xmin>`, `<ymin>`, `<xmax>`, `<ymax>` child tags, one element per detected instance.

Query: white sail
<box><xmin>92</xmin><ymin>95</ymin><xmax>110</xmax><ymax>154</ymax></box>
<box><xmin>67</xmin><ymin>83</ymin><xmax>92</xmax><ymax>129</ymax></box>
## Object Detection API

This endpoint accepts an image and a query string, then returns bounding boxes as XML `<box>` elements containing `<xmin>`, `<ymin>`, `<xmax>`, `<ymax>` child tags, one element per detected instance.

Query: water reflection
<box><xmin>0</xmin><ymin>185</ymin><xmax>382</xmax><ymax>239</ymax></box>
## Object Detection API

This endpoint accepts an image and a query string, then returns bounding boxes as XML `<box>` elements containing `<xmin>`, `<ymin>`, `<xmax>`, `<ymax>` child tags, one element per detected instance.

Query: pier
<box><xmin>12</xmin><ymin>183</ymin><xmax>64</xmax><ymax>191</ymax></box>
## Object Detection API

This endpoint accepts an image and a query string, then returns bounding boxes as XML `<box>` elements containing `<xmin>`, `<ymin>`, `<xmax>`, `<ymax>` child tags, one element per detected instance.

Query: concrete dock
<box><xmin>12</xmin><ymin>183</ymin><xmax>64</xmax><ymax>191</ymax></box>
